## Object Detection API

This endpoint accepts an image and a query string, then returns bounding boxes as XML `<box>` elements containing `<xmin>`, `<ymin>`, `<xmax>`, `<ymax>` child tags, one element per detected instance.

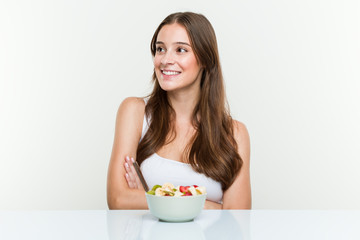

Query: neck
<box><xmin>167</xmin><ymin>89</ymin><xmax>200</xmax><ymax>123</ymax></box>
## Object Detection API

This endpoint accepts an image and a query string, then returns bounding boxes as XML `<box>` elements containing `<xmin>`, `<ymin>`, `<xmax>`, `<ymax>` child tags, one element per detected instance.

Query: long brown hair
<box><xmin>136</xmin><ymin>12</ymin><xmax>242</xmax><ymax>191</ymax></box>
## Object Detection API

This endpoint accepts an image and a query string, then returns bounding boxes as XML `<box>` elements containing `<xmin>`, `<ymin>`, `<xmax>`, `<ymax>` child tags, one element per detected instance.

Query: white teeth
<box><xmin>162</xmin><ymin>70</ymin><xmax>180</xmax><ymax>75</ymax></box>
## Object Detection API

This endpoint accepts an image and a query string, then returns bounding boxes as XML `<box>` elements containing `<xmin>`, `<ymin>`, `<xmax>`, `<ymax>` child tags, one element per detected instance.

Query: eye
<box><xmin>156</xmin><ymin>47</ymin><xmax>165</xmax><ymax>53</ymax></box>
<box><xmin>177</xmin><ymin>47</ymin><xmax>187</xmax><ymax>53</ymax></box>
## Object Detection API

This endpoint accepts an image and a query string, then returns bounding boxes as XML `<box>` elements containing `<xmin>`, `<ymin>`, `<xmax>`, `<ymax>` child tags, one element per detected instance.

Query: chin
<box><xmin>158</xmin><ymin>84</ymin><xmax>175</xmax><ymax>92</ymax></box>
<box><xmin>158</xmin><ymin>78</ymin><xmax>177</xmax><ymax>91</ymax></box>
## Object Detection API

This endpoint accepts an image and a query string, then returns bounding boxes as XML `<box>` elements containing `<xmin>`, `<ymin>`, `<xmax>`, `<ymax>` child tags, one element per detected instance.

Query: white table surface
<box><xmin>1</xmin><ymin>210</ymin><xmax>360</xmax><ymax>240</ymax></box>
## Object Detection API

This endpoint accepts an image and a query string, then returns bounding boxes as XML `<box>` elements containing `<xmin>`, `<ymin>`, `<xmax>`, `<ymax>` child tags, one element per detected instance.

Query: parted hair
<box><xmin>136</xmin><ymin>12</ymin><xmax>242</xmax><ymax>191</ymax></box>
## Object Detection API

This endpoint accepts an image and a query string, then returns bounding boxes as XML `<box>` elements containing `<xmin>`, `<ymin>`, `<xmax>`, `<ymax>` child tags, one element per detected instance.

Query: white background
<box><xmin>0</xmin><ymin>0</ymin><xmax>359</xmax><ymax>210</ymax></box>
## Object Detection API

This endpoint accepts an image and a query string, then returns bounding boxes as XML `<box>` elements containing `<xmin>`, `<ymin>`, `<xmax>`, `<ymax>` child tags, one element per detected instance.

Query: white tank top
<box><xmin>139</xmin><ymin>103</ymin><xmax>223</xmax><ymax>203</ymax></box>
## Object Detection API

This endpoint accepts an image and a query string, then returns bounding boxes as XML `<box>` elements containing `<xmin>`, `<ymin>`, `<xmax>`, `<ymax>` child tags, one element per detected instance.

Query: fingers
<box><xmin>125</xmin><ymin>172</ymin><xmax>135</xmax><ymax>189</ymax></box>
<box><xmin>130</xmin><ymin>157</ymin><xmax>144</xmax><ymax>190</ymax></box>
<box><xmin>204</xmin><ymin>200</ymin><xmax>223</xmax><ymax>209</ymax></box>
<box><xmin>124</xmin><ymin>156</ymin><xmax>144</xmax><ymax>190</ymax></box>
<box><xmin>124</xmin><ymin>156</ymin><xmax>137</xmax><ymax>189</ymax></box>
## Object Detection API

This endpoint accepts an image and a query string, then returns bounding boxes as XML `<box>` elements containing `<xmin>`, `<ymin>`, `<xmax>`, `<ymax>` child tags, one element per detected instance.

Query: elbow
<box><xmin>223</xmin><ymin>200</ymin><xmax>252</xmax><ymax>210</ymax></box>
<box><xmin>242</xmin><ymin>204</ymin><xmax>252</xmax><ymax>210</ymax></box>
<box><xmin>107</xmin><ymin>194</ymin><xmax>126</xmax><ymax>210</ymax></box>
<box><xmin>107</xmin><ymin>196</ymin><xmax>119</xmax><ymax>210</ymax></box>
<box><xmin>223</xmin><ymin>205</ymin><xmax>251</xmax><ymax>210</ymax></box>
<box><xmin>107</xmin><ymin>188</ymin><xmax>147</xmax><ymax>209</ymax></box>
<box><xmin>107</xmin><ymin>194</ymin><xmax>138</xmax><ymax>210</ymax></box>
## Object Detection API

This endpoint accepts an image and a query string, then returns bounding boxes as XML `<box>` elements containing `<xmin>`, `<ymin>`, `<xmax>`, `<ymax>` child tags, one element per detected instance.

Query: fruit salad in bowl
<box><xmin>145</xmin><ymin>183</ymin><xmax>207</xmax><ymax>222</ymax></box>
<box><xmin>147</xmin><ymin>183</ymin><xmax>207</xmax><ymax>197</ymax></box>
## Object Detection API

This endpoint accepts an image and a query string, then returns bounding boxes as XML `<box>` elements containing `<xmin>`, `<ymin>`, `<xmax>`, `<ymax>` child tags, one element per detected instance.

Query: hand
<box><xmin>204</xmin><ymin>200</ymin><xmax>223</xmax><ymax>209</ymax></box>
<box><xmin>124</xmin><ymin>156</ymin><xmax>143</xmax><ymax>190</ymax></box>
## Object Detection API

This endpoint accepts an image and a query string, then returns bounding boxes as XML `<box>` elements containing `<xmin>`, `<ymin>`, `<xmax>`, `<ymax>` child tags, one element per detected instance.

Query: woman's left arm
<box><xmin>222</xmin><ymin>120</ymin><xmax>251</xmax><ymax>209</ymax></box>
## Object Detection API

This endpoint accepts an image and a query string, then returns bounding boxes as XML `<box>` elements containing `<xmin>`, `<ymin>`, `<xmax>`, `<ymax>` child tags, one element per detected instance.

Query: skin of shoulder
<box><xmin>222</xmin><ymin>119</ymin><xmax>251</xmax><ymax>209</ymax></box>
<box><xmin>119</xmin><ymin>96</ymin><xmax>145</xmax><ymax>119</ymax></box>
<box><xmin>232</xmin><ymin>120</ymin><xmax>250</xmax><ymax>159</ymax></box>
<box><xmin>107</xmin><ymin>97</ymin><xmax>146</xmax><ymax>209</ymax></box>
<box><xmin>115</xmin><ymin>97</ymin><xmax>145</xmax><ymax>146</ymax></box>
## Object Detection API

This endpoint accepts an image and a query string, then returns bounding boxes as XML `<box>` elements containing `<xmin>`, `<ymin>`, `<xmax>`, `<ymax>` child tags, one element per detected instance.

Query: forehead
<box><xmin>157</xmin><ymin>23</ymin><xmax>190</xmax><ymax>44</ymax></box>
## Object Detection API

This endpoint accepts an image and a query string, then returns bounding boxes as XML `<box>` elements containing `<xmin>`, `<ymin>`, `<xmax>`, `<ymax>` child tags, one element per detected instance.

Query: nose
<box><xmin>160</xmin><ymin>51</ymin><xmax>175</xmax><ymax>65</ymax></box>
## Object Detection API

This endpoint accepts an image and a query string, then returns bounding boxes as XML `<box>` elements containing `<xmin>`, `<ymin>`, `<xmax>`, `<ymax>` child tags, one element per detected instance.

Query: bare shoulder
<box><xmin>232</xmin><ymin>120</ymin><xmax>250</xmax><ymax>143</ymax></box>
<box><xmin>118</xmin><ymin>97</ymin><xmax>145</xmax><ymax>114</ymax></box>
<box><xmin>115</xmin><ymin>97</ymin><xmax>146</xmax><ymax>137</ymax></box>
<box><xmin>117</xmin><ymin>97</ymin><xmax>146</xmax><ymax>121</ymax></box>
<box><xmin>232</xmin><ymin>120</ymin><xmax>250</xmax><ymax>162</ymax></box>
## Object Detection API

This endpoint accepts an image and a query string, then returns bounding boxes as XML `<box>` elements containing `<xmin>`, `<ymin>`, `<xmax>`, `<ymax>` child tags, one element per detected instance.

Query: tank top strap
<box><xmin>140</xmin><ymin>98</ymin><xmax>150</xmax><ymax>141</ymax></box>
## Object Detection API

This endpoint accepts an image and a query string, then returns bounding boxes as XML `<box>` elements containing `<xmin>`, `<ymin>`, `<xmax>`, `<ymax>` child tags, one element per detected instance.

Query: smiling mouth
<box><xmin>161</xmin><ymin>70</ymin><xmax>181</xmax><ymax>76</ymax></box>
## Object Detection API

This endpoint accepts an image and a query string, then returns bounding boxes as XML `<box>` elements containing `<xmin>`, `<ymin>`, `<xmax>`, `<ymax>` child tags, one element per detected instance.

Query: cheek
<box><xmin>153</xmin><ymin>58</ymin><xmax>161</xmax><ymax>78</ymax></box>
<box><xmin>153</xmin><ymin>57</ymin><xmax>160</xmax><ymax>68</ymax></box>
<box><xmin>182</xmin><ymin>57</ymin><xmax>200</xmax><ymax>72</ymax></box>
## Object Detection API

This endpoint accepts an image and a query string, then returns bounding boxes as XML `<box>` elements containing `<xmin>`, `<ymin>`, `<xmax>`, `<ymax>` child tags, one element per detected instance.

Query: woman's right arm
<box><xmin>107</xmin><ymin>97</ymin><xmax>148</xmax><ymax>209</ymax></box>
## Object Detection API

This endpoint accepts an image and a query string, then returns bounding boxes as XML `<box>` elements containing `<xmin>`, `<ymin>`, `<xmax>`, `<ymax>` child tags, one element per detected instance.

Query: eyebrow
<box><xmin>155</xmin><ymin>41</ymin><xmax>191</xmax><ymax>47</ymax></box>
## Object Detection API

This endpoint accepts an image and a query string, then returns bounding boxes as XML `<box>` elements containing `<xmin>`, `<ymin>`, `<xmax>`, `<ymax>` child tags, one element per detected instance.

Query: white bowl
<box><xmin>145</xmin><ymin>192</ymin><xmax>206</xmax><ymax>222</ymax></box>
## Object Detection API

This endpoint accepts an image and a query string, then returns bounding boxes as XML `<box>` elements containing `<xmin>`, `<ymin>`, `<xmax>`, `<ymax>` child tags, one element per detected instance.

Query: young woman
<box><xmin>107</xmin><ymin>12</ymin><xmax>251</xmax><ymax>209</ymax></box>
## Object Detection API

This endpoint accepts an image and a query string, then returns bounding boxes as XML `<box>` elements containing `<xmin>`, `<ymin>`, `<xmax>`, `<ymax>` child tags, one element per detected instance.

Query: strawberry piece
<box><xmin>180</xmin><ymin>186</ymin><xmax>190</xmax><ymax>193</ymax></box>
<box><xmin>193</xmin><ymin>185</ymin><xmax>198</xmax><ymax>188</ymax></box>
<box><xmin>179</xmin><ymin>186</ymin><xmax>186</xmax><ymax>193</ymax></box>
<box><xmin>184</xmin><ymin>192</ymin><xmax>192</xmax><ymax>196</ymax></box>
